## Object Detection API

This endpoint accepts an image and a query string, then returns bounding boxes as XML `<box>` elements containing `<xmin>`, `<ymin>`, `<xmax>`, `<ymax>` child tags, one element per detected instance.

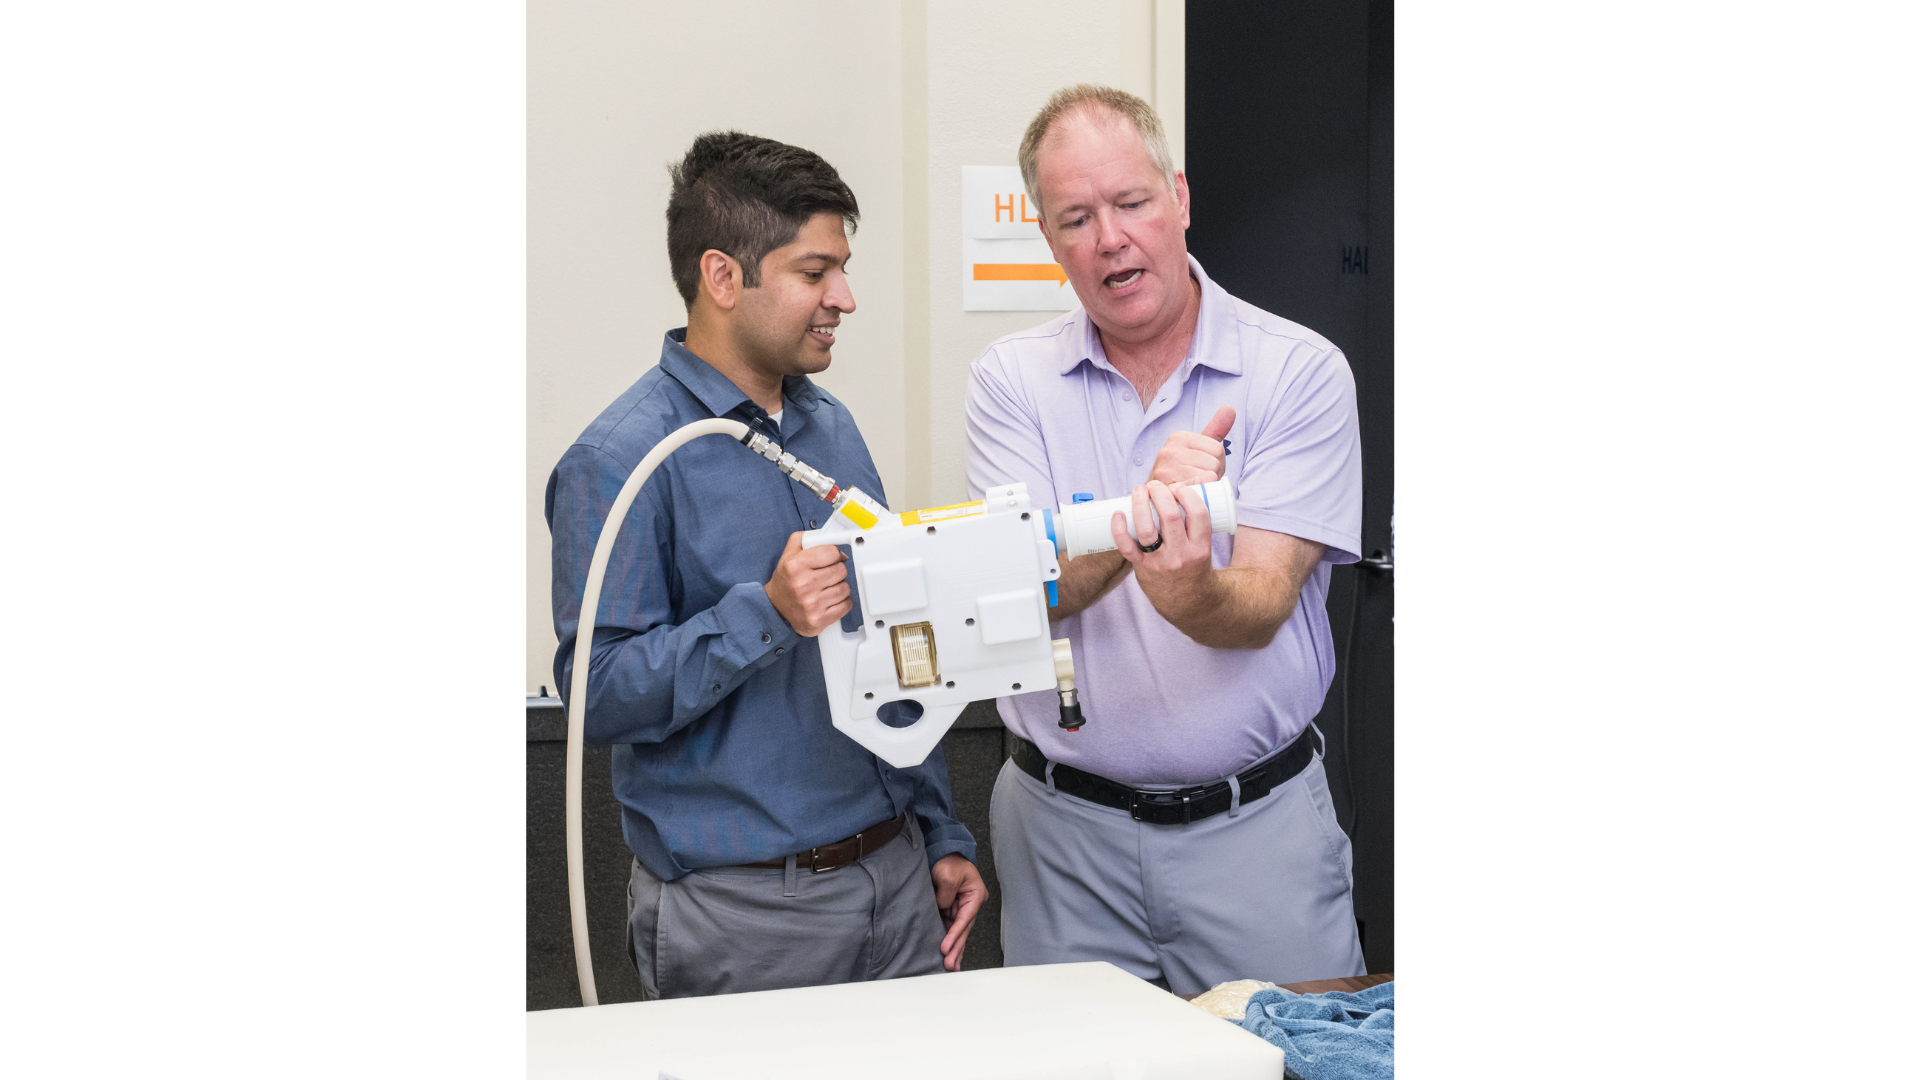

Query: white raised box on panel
<box><xmin>975</xmin><ymin>588</ymin><xmax>1043</xmax><ymax>645</ymax></box>
<box><xmin>961</xmin><ymin>165</ymin><xmax>1080</xmax><ymax>312</ymax></box>
<box><xmin>859</xmin><ymin>558</ymin><xmax>928</xmax><ymax>616</ymax></box>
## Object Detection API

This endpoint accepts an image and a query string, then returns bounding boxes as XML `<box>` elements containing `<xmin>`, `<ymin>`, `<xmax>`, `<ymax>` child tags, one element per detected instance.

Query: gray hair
<box><xmin>1017</xmin><ymin>84</ymin><xmax>1178</xmax><ymax>218</ymax></box>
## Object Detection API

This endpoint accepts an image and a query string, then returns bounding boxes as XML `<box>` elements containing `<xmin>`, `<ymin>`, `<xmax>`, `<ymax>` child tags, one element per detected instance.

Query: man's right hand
<box><xmin>1149</xmin><ymin>405</ymin><xmax>1235</xmax><ymax>488</ymax></box>
<box><xmin>765</xmin><ymin>532</ymin><xmax>851</xmax><ymax>637</ymax></box>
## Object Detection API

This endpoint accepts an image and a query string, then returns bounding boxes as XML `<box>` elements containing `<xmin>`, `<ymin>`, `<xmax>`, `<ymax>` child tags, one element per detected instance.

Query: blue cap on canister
<box><xmin>1042</xmin><ymin>508</ymin><xmax>1060</xmax><ymax>607</ymax></box>
<box><xmin>1071</xmin><ymin>493</ymin><xmax>1095</xmax><ymax>503</ymax></box>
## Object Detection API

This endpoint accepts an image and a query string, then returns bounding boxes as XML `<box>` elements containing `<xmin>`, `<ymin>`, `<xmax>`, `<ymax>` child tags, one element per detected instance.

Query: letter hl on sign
<box><xmin>962</xmin><ymin>165</ymin><xmax>1076</xmax><ymax>311</ymax></box>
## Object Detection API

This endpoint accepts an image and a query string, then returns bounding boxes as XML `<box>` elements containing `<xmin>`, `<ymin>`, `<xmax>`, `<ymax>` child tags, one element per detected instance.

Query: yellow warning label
<box><xmin>900</xmin><ymin>501</ymin><xmax>986</xmax><ymax>526</ymax></box>
<box><xmin>840</xmin><ymin>501</ymin><xmax>880</xmax><ymax>529</ymax></box>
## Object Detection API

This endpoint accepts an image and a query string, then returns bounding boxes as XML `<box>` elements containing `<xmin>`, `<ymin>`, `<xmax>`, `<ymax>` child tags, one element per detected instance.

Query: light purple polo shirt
<box><xmin>964</xmin><ymin>255</ymin><xmax>1362</xmax><ymax>787</ymax></box>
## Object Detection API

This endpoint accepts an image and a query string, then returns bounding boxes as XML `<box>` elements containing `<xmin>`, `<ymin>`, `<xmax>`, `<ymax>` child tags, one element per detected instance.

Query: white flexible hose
<box><xmin>565</xmin><ymin>417</ymin><xmax>750</xmax><ymax>1006</ymax></box>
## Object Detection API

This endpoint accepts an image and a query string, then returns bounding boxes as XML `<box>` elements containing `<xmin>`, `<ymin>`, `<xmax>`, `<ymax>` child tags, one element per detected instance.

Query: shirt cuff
<box><xmin>711</xmin><ymin>581</ymin><xmax>802</xmax><ymax>666</ymax></box>
<box><xmin>917</xmin><ymin>815</ymin><xmax>978</xmax><ymax>868</ymax></box>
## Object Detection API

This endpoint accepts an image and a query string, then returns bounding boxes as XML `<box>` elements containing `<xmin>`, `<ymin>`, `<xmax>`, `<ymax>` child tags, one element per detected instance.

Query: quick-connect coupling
<box><xmin>743</xmin><ymin>431</ymin><xmax>782</xmax><ymax>462</ymax></box>
<box><xmin>786</xmin><ymin>458</ymin><xmax>837</xmax><ymax>502</ymax></box>
<box><xmin>1057</xmin><ymin>687</ymin><xmax>1084</xmax><ymax>731</ymax></box>
<box><xmin>740</xmin><ymin>430</ymin><xmax>840</xmax><ymax>504</ymax></box>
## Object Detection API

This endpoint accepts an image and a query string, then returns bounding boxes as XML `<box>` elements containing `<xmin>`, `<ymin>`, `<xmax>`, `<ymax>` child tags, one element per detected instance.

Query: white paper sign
<box><xmin>964</xmin><ymin>167</ymin><xmax>1045</xmax><ymax>239</ymax></box>
<box><xmin>961</xmin><ymin>165</ymin><xmax>1079</xmax><ymax>312</ymax></box>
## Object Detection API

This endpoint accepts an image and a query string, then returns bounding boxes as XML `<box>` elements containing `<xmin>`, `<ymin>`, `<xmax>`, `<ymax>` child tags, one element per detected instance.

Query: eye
<box><xmin>802</xmin><ymin>271</ymin><xmax>824</xmax><ymax>281</ymax></box>
<box><xmin>1121</xmin><ymin>201</ymin><xmax>1145</xmax><ymax>210</ymax></box>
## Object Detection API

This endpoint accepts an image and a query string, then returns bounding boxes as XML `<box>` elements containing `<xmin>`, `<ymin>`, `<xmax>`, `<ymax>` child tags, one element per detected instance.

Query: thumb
<box><xmin>1200</xmin><ymin>405</ymin><xmax>1236</xmax><ymax>442</ymax></box>
<box><xmin>780</xmin><ymin>532</ymin><xmax>803</xmax><ymax>559</ymax></box>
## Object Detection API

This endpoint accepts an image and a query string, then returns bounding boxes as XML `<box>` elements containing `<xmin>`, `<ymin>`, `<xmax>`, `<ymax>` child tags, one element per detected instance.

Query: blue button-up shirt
<box><xmin>547</xmin><ymin>330</ymin><xmax>975</xmax><ymax>881</ymax></box>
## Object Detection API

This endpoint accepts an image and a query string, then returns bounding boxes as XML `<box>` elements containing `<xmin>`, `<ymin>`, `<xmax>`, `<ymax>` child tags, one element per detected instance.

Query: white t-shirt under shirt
<box><xmin>963</xmin><ymin>255</ymin><xmax>1362</xmax><ymax>787</ymax></box>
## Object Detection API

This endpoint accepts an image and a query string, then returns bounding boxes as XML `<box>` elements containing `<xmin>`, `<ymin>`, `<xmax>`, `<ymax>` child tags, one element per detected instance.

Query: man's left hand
<box><xmin>930</xmin><ymin>854</ymin><xmax>987</xmax><ymax>972</ymax></box>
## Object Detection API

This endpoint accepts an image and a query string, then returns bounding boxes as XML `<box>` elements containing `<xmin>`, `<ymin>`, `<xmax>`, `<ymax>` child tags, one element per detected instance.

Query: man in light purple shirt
<box><xmin>965</xmin><ymin>85</ymin><xmax>1367</xmax><ymax>991</ymax></box>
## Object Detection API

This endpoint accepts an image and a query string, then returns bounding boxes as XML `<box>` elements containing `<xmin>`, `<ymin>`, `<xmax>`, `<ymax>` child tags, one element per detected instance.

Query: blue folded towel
<box><xmin>1238</xmin><ymin>982</ymin><xmax>1394</xmax><ymax>1080</ymax></box>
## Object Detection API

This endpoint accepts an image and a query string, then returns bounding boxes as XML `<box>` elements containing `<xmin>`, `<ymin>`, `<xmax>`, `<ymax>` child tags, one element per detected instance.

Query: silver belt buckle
<box><xmin>808</xmin><ymin>830</ymin><xmax>866</xmax><ymax>873</ymax></box>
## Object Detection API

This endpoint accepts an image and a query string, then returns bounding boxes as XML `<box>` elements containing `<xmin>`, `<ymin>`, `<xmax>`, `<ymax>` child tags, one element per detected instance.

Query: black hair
<box><xmin>665</xmin><ymin>131</ymin><xmax>860</xmax><ymax>306</ymax></box>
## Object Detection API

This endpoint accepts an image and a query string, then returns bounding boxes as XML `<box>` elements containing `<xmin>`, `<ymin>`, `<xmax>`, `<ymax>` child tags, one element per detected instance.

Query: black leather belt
<box><xmin>1008</xmin><ymin>726</ymin><xmax>1322</xmax><ymax>826</ymax></box>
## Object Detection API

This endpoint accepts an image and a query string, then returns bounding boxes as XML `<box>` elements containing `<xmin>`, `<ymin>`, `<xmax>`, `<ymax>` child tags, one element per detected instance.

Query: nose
<box><xmin>826</xmin><ymin>268</ymin><xmax>856</xmax><ymax>314</ymax></box>
<box><xmin>1094</xmin><ymin>209</ymin><xmax>1127</xmax><ymax>257</ymax></box>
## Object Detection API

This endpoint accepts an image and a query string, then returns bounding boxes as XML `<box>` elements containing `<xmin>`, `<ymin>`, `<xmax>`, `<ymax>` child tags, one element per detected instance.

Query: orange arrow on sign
<box><xmin>973</xmin><ymin>263</ymin><xmax>1070</xmax><ymax>285</ymax></box>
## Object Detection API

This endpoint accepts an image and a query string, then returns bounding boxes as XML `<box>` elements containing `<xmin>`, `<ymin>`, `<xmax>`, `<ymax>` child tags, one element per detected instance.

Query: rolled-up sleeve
<box><xmin>901</xmin><ymin>745</ymin><xmax>977</xmax><ymax>867</ymax></box>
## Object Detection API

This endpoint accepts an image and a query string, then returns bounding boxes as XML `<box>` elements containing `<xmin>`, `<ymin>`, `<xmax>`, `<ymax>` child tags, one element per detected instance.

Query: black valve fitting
<box><xmin>1058</xmin><ymin>694</ymin><xmax>1085</xmax><ymax>731</ymax></box>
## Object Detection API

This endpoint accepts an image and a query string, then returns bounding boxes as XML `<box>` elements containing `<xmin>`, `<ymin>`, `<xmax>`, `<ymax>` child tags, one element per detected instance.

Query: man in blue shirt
<box><xmin>547</xmin><ymin>132</ymin><xmax>986</xmax><ymax>998</ymax></box>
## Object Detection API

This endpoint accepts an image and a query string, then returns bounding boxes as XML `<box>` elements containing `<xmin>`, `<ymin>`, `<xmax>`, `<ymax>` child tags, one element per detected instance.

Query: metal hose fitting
<box><xmin>741</xmin><ymin>431</ymin><xmax>838</xmax><ymax>503</ymax></box>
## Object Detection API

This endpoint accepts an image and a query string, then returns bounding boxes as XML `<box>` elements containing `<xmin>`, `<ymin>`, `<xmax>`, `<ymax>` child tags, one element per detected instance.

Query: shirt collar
<box><xmin>1061</xmin><ymin>254</ymin><xmax>1242</xmax><ymax>378</ymax></box>
<box><xmin>659</xmin><ymin>328</ymin><xmax>826</xmax><ymax>418</ymax></box>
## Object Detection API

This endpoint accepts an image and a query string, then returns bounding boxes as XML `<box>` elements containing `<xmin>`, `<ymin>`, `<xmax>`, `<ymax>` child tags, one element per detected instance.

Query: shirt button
<box><xmin>809</xmin><ymin>519</ymin><xmax>818</xmax><ymax>529</ymax></box>
<box><xmin>775</xmin><ymin>647</ymin><xmax>786</xmax><ymax>655</ymax></box>
<box><xmin>761</xmin><ymin>631</ymin><xmax>772</xmax><ymax>644</ymax></box>
<box><xmin>712</xmin><ymin>683</ymin><xmax>722</xmax><ymax>694</ymax></box>
<box><xmin>1122</xmin><ymin>392</ymin><xmax>1132</xmax><ymax>401</ymax></box>
<box><xmin>1133</xmin><ymin>455</ymin><xmax>1143</xmax><ymax>466</ymax></box>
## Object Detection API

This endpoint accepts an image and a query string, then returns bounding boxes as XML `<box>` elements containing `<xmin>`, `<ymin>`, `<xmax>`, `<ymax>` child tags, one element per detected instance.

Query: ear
<box><xmin>1173</xmin><ymin>172</ymin><xmax>1191</xmax><ymax>231</ymax></box>
<box><xmin>698</xmin><ymin>249</ymin><xmax>743</xmax><ymax>311</ymax></box>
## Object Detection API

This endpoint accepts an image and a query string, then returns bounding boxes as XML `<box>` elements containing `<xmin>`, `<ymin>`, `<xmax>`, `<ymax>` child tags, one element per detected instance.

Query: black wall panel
<box><xmin>1187</xmin><ymin>0</ymin><xmax>1396</xmax><ymax>973</ymax></box>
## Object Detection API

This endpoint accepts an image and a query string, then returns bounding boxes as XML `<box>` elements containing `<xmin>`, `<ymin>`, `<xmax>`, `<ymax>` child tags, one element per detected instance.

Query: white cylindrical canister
<box><xmin>1057</xmin><ymin>479</ymin><xmax>1238</xmax><ymax>560</ymax></box>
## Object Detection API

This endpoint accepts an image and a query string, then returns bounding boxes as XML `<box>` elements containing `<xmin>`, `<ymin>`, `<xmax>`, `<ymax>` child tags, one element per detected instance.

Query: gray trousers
<box><xmin>991</xmin><ymin>745</ymin><xmax>1366</xmax><ymax>995</ymax></box>
<box><xmin>626</xmin><ymin>813</ymin><xmax>946</xmax><ymax>999</ymax></box>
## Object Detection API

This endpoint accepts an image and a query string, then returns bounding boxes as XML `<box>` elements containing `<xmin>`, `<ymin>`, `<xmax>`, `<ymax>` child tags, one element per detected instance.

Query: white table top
<box><xmin>526</xmin><ymin>961</ymin><xmax>1284</xmax><ymax>1080</ymax></box>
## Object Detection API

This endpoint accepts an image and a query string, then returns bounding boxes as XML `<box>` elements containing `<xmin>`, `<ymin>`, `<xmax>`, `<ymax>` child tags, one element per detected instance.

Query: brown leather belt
<box><xmin>737</xmin><ymin>810</ymin><xmax>909</xmax><ymax>873</ymax></box>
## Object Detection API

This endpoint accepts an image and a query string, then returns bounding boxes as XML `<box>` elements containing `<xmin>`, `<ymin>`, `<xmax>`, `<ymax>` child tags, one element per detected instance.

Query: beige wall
<box><xmin>528</xmin><ymin>0</ymin><xmax>1183</xmax><ymax>693</ymax></box>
